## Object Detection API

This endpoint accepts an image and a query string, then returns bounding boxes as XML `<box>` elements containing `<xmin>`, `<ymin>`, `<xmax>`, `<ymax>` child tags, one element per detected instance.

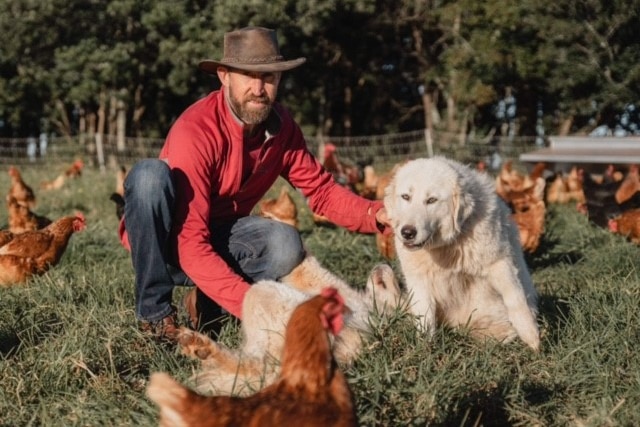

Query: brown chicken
<box><xmin>496</xmin><ymin>162</ymin><xmax>548</xmax><ymax>205</ymax></box>
<box><xmin>608</xmin><ymin>208</ymin><xmax>640</xmax><ymax>244</ymax></box>
<box><xmin>258</xmin><ymin>187</ymin><xmax>298</xmax><ymax>228</ymax></box>
<box><xmin>321</xmin><ymin>143</ymin><xmax>363</xmax><ymax>193</ymax></box>
<box><xmin>7</xmin><ymin>196</ymin><xmax>52</xmax><ymax>233</ymax></box>
<box><xmin>0</xmin><ymin>230</ymin><xmax>15</xmax><ymax>247</ymax></box>
<box><xmin>495</xmin><ymin>161</ymin><xmax>524</xmax><ymax>200</ymax></box>
<box><xmin>7</xmin><ymin>166</ymin><xmax>36</xmax><ymax>208</ymax></box>
<box><xmin>40</xmin><ymin>159</ymin><xmax>85</xmax><ymax>190</ymax></box>
<box><xmin>496</xmin><ymin>167</ymin><xmax>546</xmax><ymax>253</ymax></box>
<box><xmin>615</xmin><ymin>165</ymin><xmax>640</xmax><ymax>204</ymax></box>
<box><xmin>40</xmin><ymin>174</ymin><xmax>67</xmax><ymax>191</ymax></box>
<box><xmin>545</xmin><ymin>167</ymin><xmax>585</xmax><ymax>205</ymax></box>
<box><xmin>580</xmin><ymin>167</ymin><xmax>640</xmax><ymax>228</ymax></box>
<box><xmin>545</xmin><ymin>173</ymin><xmax>569</xmax><ymax>204</ymax></box>
<box><xmin>0</xmin><ymin>212</ymin><xmax>86</xmax><ymax>287</ymax></box>
<box><xmin>147</xmin><ymin>287</ymin><xmax>357</xmax><ymax>427</ymax></box>
<box><xmin>511</xmin><ymin>199</ymin><xmax>546</xmax><ymax>253</ymax></box>
<box><xmin>65</xmin><ymin>159</ymin><xmax>84</xmax><ymax>178</ymax></box>
<box><xmin>359</xmin><ymin>165</ymin><xmax>379</xmax><ymax>199</ymax></box>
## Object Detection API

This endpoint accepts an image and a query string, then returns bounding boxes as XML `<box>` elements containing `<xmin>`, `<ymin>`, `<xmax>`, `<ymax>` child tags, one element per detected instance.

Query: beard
<box><xmin>228</xmin><ymin>87</ymin><xmax>273</xmax><ymax>125</ymax></box>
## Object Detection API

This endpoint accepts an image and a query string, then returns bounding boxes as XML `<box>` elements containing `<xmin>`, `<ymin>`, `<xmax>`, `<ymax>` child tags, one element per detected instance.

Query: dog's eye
<box><xmin>425</xmin><ymin>197</ymin><xmax>438</xmax><ymax>205</ymax></box>
<box><xmin>401</xmin><ymin>194</ymin><xmax>411</xmax><ymax>201</ymax></box>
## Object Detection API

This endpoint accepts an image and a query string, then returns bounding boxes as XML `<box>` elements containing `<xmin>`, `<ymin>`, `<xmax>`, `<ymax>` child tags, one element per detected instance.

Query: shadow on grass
<box><xmin>440</xmin><ymin>380</ymin><xmax>558</xmax><ymax>427</ymax></box>
<box><xmin>538</xmin><ymin>293</ymin><xmax>572</xmax><ymax>347</ymax></box>
<box><xmin>439</xmin><ymin>387</ymin><xmax>511</xmax><ymax>426</ymax></box>
<box><xmin>0</xmin><ymin>329</ymin><xmax>21</xmax><ymax>357</ymax></box>
<box><xmin>524</xmin><ymin>234</ymin><xmax>584</xmax><ymax>270</ymax></box>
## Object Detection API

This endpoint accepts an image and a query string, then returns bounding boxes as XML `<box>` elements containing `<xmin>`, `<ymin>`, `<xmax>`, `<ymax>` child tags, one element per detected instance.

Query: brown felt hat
<box><xmin>199</xmin><ymin>26</ymin><xmax>306</xmax><ymax>74</ymax></box>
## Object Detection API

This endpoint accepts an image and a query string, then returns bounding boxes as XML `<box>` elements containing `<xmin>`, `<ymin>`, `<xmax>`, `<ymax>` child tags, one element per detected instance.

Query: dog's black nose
<box><xmin>401</xmin><ymin>225</ymin><xmax>416</xmax><ymax>240</ymax></box>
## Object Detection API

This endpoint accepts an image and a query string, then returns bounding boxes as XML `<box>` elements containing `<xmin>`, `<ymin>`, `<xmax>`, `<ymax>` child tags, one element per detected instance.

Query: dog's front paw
<box><xmin>513</xmin><ymin>318</ymin><xmax>541</xmax><ymax>351</ymax></box>
<box><xmin>413</xmin><ymin>315</ymin><xmax>437</xmax><ymax>339</ymax></box>
<box><xmin>177</xmin><ymin>327</ymin><xmax>218</xmax><ymax>360</ymax></box>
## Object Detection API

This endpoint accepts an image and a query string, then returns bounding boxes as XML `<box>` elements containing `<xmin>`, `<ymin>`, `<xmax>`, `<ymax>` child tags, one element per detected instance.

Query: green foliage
<box><xmin>2</xmin><ymin>0</ymin><xmax>640</xmax><ymax>138</ymax></box>
<box><xmin>1</xmin><ymin>166</ymin><xmax>640</xmax><ymax>425</ymax></box>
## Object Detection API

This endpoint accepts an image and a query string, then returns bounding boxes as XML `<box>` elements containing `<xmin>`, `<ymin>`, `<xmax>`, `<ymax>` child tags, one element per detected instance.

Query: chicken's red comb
<box><xmin>320</xmin><ymin>287</ymin><xmax>345</xmax><ymax>335</ymax></box>
<box><xmin>320</xmin><ymin>286</ymin><xmax>339</xmax><ymax>299</ymax></box>
<box><xmin>73</xmin><ymin>211</ymin><xmax>87</xmax><ymax>231</ymax></box>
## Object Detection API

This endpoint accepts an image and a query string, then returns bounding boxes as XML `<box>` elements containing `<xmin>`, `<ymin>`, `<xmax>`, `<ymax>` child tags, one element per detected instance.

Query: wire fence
<box><xmin>0</xmin><ymin>130</ymin><xmax>541</xmax><ymax>173</ymax></box>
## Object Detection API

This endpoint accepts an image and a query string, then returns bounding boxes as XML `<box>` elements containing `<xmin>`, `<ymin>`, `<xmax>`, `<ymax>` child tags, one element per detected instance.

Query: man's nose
<box><xmin>249</xmin><ymin>77</ymin><xmax>266</xmax><ymax>95</ymax></box>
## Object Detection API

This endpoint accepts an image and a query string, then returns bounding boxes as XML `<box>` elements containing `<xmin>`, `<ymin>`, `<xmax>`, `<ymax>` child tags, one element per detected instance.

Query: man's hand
<box><xmin>375</xmin><ymin>207</ymin><xmax>391</xmax><ymax>229</ymax></box>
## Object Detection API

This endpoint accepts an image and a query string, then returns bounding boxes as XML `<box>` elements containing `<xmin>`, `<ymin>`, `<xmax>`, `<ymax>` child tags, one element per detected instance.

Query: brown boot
<box><xmin>182</xmin><ymin>288</ymin><xmax>199</xmax><ymax>330</ymax></box>
<box><xmin>182</xmin><ymin>288</ymin><xmax>225</xmax><ymax>337</ymax></box>
<box><xmin>139</xmin><ymin>308</ymin><xmax>179</xmax><ymax>342</ymax></box>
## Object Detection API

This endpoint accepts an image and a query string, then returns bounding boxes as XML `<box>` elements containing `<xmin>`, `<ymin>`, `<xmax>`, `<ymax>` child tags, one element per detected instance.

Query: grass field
<box><xmin>1</xmin><ymin>163</ymin><xmax>639</xmax><ymax>426</ymax></box>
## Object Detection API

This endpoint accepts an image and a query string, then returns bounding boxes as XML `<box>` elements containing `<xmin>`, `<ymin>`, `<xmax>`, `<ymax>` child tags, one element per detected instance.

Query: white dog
<box><xmin>384</xmin><ymin>156</ymin><xmax>540</xmax><ymax>350</ymax></box>
<box><xmin>177</xmin><ymin>255</ymin><xmax>402</xmax><ymax>395</ymax></box>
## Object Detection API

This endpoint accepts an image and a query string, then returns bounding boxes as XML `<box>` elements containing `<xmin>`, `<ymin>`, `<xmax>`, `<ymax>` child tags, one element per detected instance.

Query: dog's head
<box><xmin>384</xmin><ymin>157</ymin><xmax>476</xmax><ymax>250</ymax></box>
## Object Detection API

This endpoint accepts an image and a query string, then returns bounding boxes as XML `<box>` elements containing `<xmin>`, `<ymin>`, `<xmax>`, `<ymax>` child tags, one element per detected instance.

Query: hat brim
<box><xmin>199</xmin><ymin>58</ymin><xmax>306</xmax><ymax>74</ymax></box>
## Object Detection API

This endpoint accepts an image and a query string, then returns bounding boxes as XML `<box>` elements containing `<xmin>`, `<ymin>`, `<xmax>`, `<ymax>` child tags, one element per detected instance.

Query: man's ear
<box><xmin>217</xmin><ymin>67</ymin><xmax>229</xmax><ymax>86</ymax></box>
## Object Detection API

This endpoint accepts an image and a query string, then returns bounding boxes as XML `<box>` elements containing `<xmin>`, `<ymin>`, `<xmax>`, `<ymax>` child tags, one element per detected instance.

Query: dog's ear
<box><xmin>451</xmin><ymin>184</ymin><xmax>462</xmax><ymax>233</ymax></box>
<box><xmin>451</xmin><ymin>180</ymin><xmax>475</xmax><ymax>232</ymax></box>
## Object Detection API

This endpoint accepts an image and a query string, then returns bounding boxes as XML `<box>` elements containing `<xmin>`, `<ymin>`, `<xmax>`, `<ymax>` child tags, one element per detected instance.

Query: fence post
<box><xmin>95</xmin><ymin>133</ymin><xmax>106</xmax><ymax>172</ymax></box>
<box><xmin>424</xmin><ymin>128</ymin><xmax>434</xmax><ymax>157</ymax></box>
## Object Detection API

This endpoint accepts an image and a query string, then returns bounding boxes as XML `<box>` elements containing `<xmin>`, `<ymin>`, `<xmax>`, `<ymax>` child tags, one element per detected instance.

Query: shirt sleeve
<box><xmin>164</xmin><ymin>120</ymin><xmax>250</xmax><ymax>319</ymax></box>
<box><xmin>280</xmin><ymin>125</ymin><xmax>387</xmax><ymax>234</ymax></box>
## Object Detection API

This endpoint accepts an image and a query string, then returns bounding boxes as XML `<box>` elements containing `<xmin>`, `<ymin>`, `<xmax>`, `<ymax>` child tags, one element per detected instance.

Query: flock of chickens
<box><xmin>495</xmin><ymin>161</ymin><xmax>640</xmax><ymax>251</ymax></box>
<box><xmin>0</xmin><ymin>163</ymin><xmax>86</xmax><ymax>287</ymax></box>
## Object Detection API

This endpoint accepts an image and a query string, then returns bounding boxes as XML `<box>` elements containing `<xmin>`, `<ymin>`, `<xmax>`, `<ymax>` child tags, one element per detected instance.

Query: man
<box><xmin>119</xmin><ymin>26</ymin><xmax>389</xmax><ymax>341</ymax></box>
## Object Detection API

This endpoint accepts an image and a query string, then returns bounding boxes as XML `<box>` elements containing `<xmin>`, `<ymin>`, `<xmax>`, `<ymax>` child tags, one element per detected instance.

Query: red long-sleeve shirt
<box><xmin>120</xmin><ymin>89</ymin><xmax>384</xmax><ymax>318</ymax></box>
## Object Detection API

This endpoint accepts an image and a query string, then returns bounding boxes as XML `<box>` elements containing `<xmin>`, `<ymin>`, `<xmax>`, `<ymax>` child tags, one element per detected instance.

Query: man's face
<box><xmin>218</xmin><ymin>67</ymin><xmax>281</xmax><ymax>125</ymax></box>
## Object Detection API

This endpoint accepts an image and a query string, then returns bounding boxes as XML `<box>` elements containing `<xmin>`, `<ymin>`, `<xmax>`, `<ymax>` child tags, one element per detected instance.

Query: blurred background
<box><xmin>1</xmin><ymin>0</ymin><xmax>639</xmax><ymax>168</ymax></box>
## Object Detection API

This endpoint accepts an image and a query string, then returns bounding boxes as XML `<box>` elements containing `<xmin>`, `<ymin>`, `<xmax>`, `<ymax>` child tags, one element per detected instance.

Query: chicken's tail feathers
<box><xmin>146</xmin><ymin>372</ymin><xmax>191</xmax><ymax>424</ymax></box>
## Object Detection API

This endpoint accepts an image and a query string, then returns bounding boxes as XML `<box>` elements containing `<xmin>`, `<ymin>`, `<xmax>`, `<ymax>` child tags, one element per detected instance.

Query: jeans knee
<box><xmin>268</xmin><ymin>222</ymin><xmax>305</xmax><ymax>278</ymax></box>
<box><xmin>125</xmin><ymin>159</ymin><xmax>172</xmax><ymax>198</ymax></box>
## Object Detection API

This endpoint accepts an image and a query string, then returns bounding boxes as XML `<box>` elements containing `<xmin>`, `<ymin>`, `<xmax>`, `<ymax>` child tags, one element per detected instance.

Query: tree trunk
<box><xmin>52</xmin><ymin>99</ymin><xmax>72</xmax><ymax>140</ymax></box>
<box><xmin>132</xmin><ymin>84</ymin><xmax>145</xmax><ymax>136</ymax></box>
<box><xmin>108</xmin><ymin>94</ymin><xmax>118</xmax><ymax>136</ymax></box>
<box><xmin>558</xmin><ymin>116</ymin><xmax>573</xmax><ymax>136</ymax></box>
<box><xmin>95</xmin><ymin>91</ymin><xmax>107</xmax><ymax>171</ymax></box>
<box><xmin>117</xmin><ymin>99</ymin><xmax>126</xmax><ymax>152</ymax></box>
<box><xmin>446</xmin><ymin>71</ymin><xmax>457</xmax><ymax>134</ymax></box>
<box><xmin>458</xmin><ymin>108</ymin><xmax>470</xmax><ymax>145</ymax></box>
<box><xmin>422</xmin><ymin>91</ymin><xmax>434</xmax><ymax>157</ymax></box>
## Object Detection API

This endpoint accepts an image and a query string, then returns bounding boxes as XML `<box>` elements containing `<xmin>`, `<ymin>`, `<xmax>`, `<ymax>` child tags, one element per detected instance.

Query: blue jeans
<box><xmin>124</xmin><ymin>159</ymin><xmax>305</xmax><ymax>322</ymax></box>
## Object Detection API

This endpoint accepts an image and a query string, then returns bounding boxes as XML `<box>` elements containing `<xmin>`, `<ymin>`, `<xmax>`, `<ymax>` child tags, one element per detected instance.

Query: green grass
<box><xmin>1</xmin><ymin>165</ymin><xmax>639</xmax><ymax>426</ymax></box>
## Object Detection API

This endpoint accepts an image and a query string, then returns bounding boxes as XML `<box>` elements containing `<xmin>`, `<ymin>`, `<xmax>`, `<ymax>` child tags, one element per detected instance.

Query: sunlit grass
<box><xmin>1</xmin><ymin>165</ymin><xmax>639</xmax><ymax>426</ymax></box>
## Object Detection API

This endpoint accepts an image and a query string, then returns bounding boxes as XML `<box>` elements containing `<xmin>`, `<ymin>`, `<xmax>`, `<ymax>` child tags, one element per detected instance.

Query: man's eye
<box><xmin>263</xmin><ymin>73</ymin><xmax>277</xmax><ymax>83</ymax></box>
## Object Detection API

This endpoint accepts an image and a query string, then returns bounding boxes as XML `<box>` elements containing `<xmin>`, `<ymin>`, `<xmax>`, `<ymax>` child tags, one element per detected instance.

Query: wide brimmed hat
<box><xmin>199</xmin><ymin>26</ymin><xmax>306</xmax><ymax>74</ymax></box>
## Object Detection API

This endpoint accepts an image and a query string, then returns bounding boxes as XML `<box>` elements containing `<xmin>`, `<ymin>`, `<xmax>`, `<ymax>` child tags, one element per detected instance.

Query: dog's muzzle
<box><xmin>400</xmin><ymin>224</ymin><xmax>426</xmax><ymax>249</ymax></box>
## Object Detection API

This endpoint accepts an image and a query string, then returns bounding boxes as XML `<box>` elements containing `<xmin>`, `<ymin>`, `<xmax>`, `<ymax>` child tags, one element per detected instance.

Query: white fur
<box><xmin>179</xmin><ymin>255</ymin><xmax>402</xmax><ymax>395</ymax></box>
<box><xmin>384</xmin><ymin>156</ymin><xmax>540</xmax><ymax>350</ymax></box>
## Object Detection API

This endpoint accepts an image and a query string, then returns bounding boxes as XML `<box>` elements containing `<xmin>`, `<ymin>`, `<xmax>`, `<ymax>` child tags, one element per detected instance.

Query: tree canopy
<box><xmin>1</xmin><ymin>0</ymin><xmax>639</xmax><ymax>139</ymax></box>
